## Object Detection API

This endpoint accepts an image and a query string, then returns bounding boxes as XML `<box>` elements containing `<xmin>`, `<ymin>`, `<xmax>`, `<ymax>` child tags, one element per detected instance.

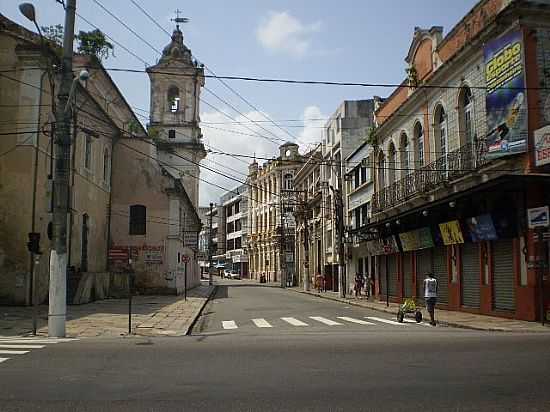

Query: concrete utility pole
<box><xmin>335</xmin><ymin>158</ymin><xmax>346</xmax><ymax>298</ymax></box>
<box><xmin>302</xmin><ymin>191</ymin><xmax>310</xmax><ymax>292</ymax></box>
<box><xmin>208</xmin><ymin>202</ymin><xmax>214</xmax><ymax>286</ymax></box>
<box><xmin>48</xmin><ymin>0</ymin><xmax>77</xmax><ymax>338</ymax></box>
<box><xmin>279</xmin><ymin>173</ymin><xmax>286</xmax><ymax>289</ymax></box>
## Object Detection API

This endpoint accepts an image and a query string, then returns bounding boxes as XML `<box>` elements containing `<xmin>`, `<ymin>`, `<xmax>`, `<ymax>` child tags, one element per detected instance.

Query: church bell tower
<box><xmin>146</xmin><ymin>11</ymin><xmax>206</xmax><ymax>208</ymax></box>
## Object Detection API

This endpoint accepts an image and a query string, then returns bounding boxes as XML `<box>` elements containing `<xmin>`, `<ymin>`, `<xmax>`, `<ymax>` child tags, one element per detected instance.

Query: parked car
<box><xmin>223</xmin><ymin>269</ymin><xmax>232</xmax><ymax>278</ymax></box>
<box><xmin>229</xmin><ymin>270</ymin><xmax>241</xmax><ymax>280</ymax></box>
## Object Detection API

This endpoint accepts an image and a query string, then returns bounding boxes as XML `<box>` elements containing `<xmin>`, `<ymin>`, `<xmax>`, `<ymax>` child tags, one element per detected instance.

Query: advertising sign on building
<box><xmin>183</xmin><ymin>231</ymin><xmax>199</xmax><ymax>249</ymax></box>
<box><xmin>484</xmin><ymin>30</ymin><xmax>527</xmax><ymax>158</ymax></box>
<box><xmin>466</xmin><ymin>214</ymin><xmax>498</xmax><ymax>242</ymax></box>
<box><xmin>527</xmin><ymin>206</ymin><xmax>550</xmax><ymax>229</ymax></box>
<box><xmin>439</xmin><ymin>220</ymin><xmax>465</xmax><ymax>245</ymax></box>
<box><xmin>534</xmin><ymin>126</ymin><xmax>550</xmax><ymax>167</ymax></box>
<box><xmin>399</xmin><ymin>227</ymin><xmax>434</xmax><ymax>251</ymax></box>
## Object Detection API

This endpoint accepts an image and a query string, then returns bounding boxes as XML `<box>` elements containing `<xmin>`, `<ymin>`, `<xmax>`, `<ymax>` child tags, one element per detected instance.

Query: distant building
<box><xmin>247</xmin><ymin>143</ymin><xmax>302</xmax><ymax>283</ymax></box>
<box><xmin>220</xmin><ymin>185</ymin><xmax>249</xmax><ymax>277</ymax></box>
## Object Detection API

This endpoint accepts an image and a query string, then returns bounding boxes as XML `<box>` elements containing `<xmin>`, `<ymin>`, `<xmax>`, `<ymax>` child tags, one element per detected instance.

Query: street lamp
<box><xmin>19</xmin><ymin>3</ymin><xmax>42</xmax><ymax>37</ymax></box>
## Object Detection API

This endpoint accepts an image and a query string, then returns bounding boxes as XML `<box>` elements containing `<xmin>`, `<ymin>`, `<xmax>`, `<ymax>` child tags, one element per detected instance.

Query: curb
<box><xmin>287</xmin><ymin>288</ymin><xmax>549</xmax><ymax>333</ymax></box>
<box><xmin>184</xmin><ymin>285</ymin><xmax>218</xmax><ymax>336</ymax></box>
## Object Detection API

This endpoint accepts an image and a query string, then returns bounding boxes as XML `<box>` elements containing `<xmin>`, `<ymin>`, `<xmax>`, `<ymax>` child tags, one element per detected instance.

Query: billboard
<box><xmin>484</xmin><ymin>30</ymin><xmax>527</xmax><ymax>158</ymax></box>
<box><xmin>534</xmin><ymin>126</ymin><xmax>550</xmax><ymax>167</ymax></box>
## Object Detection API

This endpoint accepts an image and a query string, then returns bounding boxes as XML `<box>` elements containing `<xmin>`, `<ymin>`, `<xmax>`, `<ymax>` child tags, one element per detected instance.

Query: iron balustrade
<box><xmin>372</xmin><ymin>141</ymin><xmax>487</xmax><ymax>213</ymax></box>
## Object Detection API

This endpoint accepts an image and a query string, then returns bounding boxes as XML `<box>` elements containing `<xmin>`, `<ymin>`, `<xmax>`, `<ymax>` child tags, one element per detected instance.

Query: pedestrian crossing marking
<box><xmin>0</xmin><ymin>358</ymin><xmax>8</xmax><ymax>364</ymax></box>
<box><xmin>0</xmin><ymin>350</ymin><xmax>29</xmax><ymax>355</ymax></box>
<box><xmin>309</xmin><ymin>316</ymin><xmax>343</xmax><ymax>326</ymax></box>
<box><xmin>337</xmin><ymin>317</ymin><xmax>375</xmax><ymax>325</ymax></box>
<box><xmin>281</xmin><ymin>317</ymin><xmax>308</xmax><ymax>326</ymax></box>
<box><xmin>366</xmin><ymin>316</ymin><xmax>406</xmax><ymax>326</ymax></box>
<box><xmin>222</xmin><ymin>321</ymin><xmax>238</xmax><ymax>330</ymax></box>
<box><xmin>0</xmin><ymin>345</ymin><xmax>45</xmax><ymax>349</ymax></box>
<box><xmin>252</xmin><ymin>318</ymin><xmax>272</xmax><ymax>328</ymax></box>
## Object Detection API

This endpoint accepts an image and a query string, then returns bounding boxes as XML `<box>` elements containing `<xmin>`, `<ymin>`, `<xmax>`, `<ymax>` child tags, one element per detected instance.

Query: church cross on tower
<box><xmin>171</xmin><ymin>9</ymin><xmax>189</xmax><ymax>29</ymax></box>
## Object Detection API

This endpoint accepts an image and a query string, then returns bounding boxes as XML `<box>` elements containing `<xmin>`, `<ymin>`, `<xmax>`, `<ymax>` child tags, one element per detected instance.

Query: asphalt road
<box><xmin>0</xmin><ymin>279</ymin><xmax>549</xmax><ymax>412</ymax></box>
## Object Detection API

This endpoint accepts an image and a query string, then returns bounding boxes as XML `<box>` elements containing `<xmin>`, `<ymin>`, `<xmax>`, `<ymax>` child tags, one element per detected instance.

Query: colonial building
<box><xmin>293</xmin><ymin>146</ymin><xmax>323</xmax><ymax>290</ymax></box>
<box><xmin>320</xmin><ymin>100</ymin><xmax>375</xmax><ymax>292</ymax></box>
<box><xmin>0</xmin><ymin>14</ymin><xmax>146</xmax><ymax>304</ymax></box>
<box><xmin>146</xmin><ymin>21</ymin><xmax>206</xmax><ymax>209</ymax></box>
<box><xmin>367</xmin><ymin>0</ymin><xmax>550</xmax><ymax>321</ymax></box>
<box><xmin>247</xmin><ymin>142</ymin><xmax>301</xmax><ymax>283</ymax></box>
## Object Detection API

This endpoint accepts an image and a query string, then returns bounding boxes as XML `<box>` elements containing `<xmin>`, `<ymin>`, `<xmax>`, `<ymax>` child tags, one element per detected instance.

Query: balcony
<box><xmin>372</xmin><ymin>142</ymin><xmax>487</xmax><ymax>214</ymax></box>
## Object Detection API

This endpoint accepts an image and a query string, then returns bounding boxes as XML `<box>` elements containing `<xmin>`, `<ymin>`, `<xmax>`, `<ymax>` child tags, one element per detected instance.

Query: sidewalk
<box><xmin>0</xmin><ymin>283</ymin><xmax>216</xmax><ymax>338</ymax></box>
<box><xmin>289</xmin><ymin>287</ymin><xmax>550</xmax><ymax>333</ymax></box>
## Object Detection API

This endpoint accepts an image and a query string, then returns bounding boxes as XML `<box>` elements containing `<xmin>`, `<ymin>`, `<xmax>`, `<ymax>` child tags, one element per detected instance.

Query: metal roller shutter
<box><xmin>415</xmin><ymin>249</ymin><xmax>432</xmax><ymax>304</ymax></box>
<box><xmin>403</xmin><ymin>252</ymin><xmax>413</xmax><ymax>299</ymax></box>
<box><xmin>493</xmin><ymin>239</ymin><xmax>515</xmax><ymax>311</ymax></box>
<box><xmin>388</xmin><ymin>254</ymin><xmax>398</xmax><ymax>297</ymax></box>
<box><xmin>379</xmin><ymin>256</ymin><xmax>387</xmax><ymax>296</ymax></box>
<box><xmin>433</xmin><ymin>246</ymin><xmax>448</xmax><ymax>304</ymax></box>
<box><xmin>461</xmin><ymin>242</ymin><xmax>480</xmax><ymax>308</ymax></box>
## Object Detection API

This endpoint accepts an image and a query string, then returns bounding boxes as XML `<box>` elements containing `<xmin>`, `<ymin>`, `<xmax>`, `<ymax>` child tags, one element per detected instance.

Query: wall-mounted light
<box><xmin>422</xmin><ymin>210</ymin><xmax>429</xmax><ymax>217</ymax></box>
<box><xmin>449</xmin><ymin>201</ymin><xmax>456</xmax><ymax>208</ymax></box>
<box><xmin>395</xmin><ymin>219</ymin><xmax>400</xmax><ymax>225</ymax></box>
<box><xmin>385</xmin><ymin>222</ymin><xmax>391</xmax><ymax>228</ymax></box>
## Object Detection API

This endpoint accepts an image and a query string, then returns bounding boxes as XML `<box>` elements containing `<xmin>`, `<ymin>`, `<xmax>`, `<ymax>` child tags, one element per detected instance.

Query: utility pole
<box><xmin>208</xmin><ymin>202</ymin><xmax>214</xmax><ymax>286</ymax></box>
<box><xmin>302</xmin><ymin>190</ymin><xmax>310</xmax><ymax>292</ymax></box>
<box><xmin>335</xmin><ymin>158</ymin><xmax>346</xmax><ymax>298</ymax></box>
<box><xmin>48</xmin><ymin>0</ymin><xmax>77</xmax><ymax>338</ymax></box>
<box><xmin>279</xmin><ymin>172</ymin><xmax>286</xmax><ymax>289</ymax></box>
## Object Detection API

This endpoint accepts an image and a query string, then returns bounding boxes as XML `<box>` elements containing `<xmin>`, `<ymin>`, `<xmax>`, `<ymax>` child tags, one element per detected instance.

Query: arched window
<box><xmin>399</xmin><ymin>132</ymin><xmax>410</xmax><ymax>176</ymax></box>
<box><xmin>167</xmin><ymin>86</ymin><xmax>180</xmax><ymax>113</ymax></box>
<box><xmin>387</xmin><ymin>143</ymin><xmax>396</xmax><ymax>185</ymax></box>
<box><xmin>102</xmin><ymin>148</ymin><xmax>110</xmax><ymax>183</ymax></box>
<box><xmin>284</xmin><ymin>173</ymin><xmax>293</xmax><ymax>190</ymax></box>
<box><xmin>129</xmin><ymin>205</ymin><xmax>147</xmax><ymax>235</ymax></box>
<box><xmin>414</xmin><ymin>122</ymin><xmax>424</xmax><ymax>167</ymax></box>
<box><xmin>458</xmin><ymin>86</ymin><xmax>475</xmax><ymax>147</ymax></box>
<box><xmin>434</xmin><ymin>105</ymin><xmax>447</xmax><ymax>160</ymax></box>
<box><xmin>377</xmin><ymin>151</ymin><xmax>386</xmax><ymax>189</ymax></box>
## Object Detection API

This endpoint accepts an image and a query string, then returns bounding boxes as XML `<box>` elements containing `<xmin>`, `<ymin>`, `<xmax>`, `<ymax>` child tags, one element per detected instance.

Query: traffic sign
<box><xmin>527</xmin><ymin>206</ymin><xmax>549</xmax><ymax>229</ymax></box>
<box><xmin>181</xmin><ymin>255</ymin><xmax>190</xmax><ymax>264</ymax></box>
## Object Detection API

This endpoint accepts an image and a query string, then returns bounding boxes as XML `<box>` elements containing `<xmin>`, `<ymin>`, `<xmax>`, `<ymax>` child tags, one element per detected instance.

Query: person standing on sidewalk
<box><xmin>423</xmin><ymin>272</ymin><xmax>438</xmax><ymax>326</ymax></box>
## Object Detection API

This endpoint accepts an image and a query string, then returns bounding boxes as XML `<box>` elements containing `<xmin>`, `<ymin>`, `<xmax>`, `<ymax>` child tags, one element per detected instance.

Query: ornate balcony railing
<box><xmin>372</xmin><ymin>141</ymin><xmax>487</xmax><ymax>213</ymax></box>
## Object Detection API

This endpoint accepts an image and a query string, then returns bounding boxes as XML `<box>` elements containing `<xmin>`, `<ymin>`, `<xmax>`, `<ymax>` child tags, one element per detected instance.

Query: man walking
<box><xmin>423</xmin><ymin>272</ymin><xmax>438</xmax><ymax>326</ymax></box>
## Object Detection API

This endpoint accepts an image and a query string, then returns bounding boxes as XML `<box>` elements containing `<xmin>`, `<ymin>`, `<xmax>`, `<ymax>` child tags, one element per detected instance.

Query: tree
<box><xmin>41</xmin><ymin>24</ymin><xmax>64</xmax><ymax>47</ymax></box>
<box><xmin>76</xmin><ymin>29</ymin><xmax>114</xmax><ymax>61</ymax></box>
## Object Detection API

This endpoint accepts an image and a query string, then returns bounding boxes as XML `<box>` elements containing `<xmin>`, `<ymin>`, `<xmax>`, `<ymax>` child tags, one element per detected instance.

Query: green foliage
<box><xmin>41</xmin><ymin>24</ymin><xmax>64</xmax><ymax>47</ymax></box>
<box><xmin>127</xmin><ymin>120</ymin><xmax>142</xmax><ymax>136</ymax></box>
<box><xmin>76</xmin><ymin>29</ymin><xmax>114</xmax><ymax>61</ymax></box>
<box><xmin>406</xmin><ymin>65</ymin><xmax>418</xmax><ymax>88</ymax></box>
<box><xmin>366</xmin><ymin>126</ymin><xmax>378</xmax><ymax>147</ymax></box>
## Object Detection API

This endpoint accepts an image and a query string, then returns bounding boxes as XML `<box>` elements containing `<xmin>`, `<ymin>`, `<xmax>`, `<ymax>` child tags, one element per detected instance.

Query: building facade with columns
<box><xmin>247</xmin><ymin>142</ymin><xmax>302</xmax><ymax>283</ymax></box>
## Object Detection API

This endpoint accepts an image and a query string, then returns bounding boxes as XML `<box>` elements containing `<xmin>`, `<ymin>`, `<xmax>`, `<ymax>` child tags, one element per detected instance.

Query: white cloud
<box><xmin>256</xmin><ymin>11</ymin><xmax>322</xmax><ymax>57</ymax></box>
<box><xmin>198</xmin><ymin>106</ymin><xmax>326</xmax><ymax>206</ymax></box>
<box><xmin>297</xmin><ymin>105</ymin><xmax>325</xmax><ymax>152</ymax></box>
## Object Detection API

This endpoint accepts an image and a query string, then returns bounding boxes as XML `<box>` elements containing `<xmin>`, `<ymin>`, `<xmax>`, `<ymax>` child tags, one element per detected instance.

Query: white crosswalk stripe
<box><xmin>0</xmin><ymin>345</ymin><xmax>45</xmax><ymax>349</ymax></box>
<box><xmin>0</xmin><ymin>336</ymin><xmax>77</xmax><ymax>366</ymax></box>
<box><xmin>281</xmin><ymin>317</ymin><xmax>308</xmax><ymax>326</ymax></box>
<box><xmin>309</xmin><ymin>316</ymin><xmax>343</xmax><ymax>326</ymax></box>
<box><xmin>222</xmin><ymin>321</ymin><xmax>238</xmax><ymax>329</ymax></box>
<box><xmin>337</xmin><ymin>317</ymin><xmax>375</xmax><ymax>325</ymax></box>
<box><xmin>0</xmin><ymin>350</ymin><xmax>29</xmax><ymax>355</ymax></box>
<box><xmin>366</xmin><ymin>316</ymin><xmax>406</xmax><ymax>326</ymax></box>
<box><xmin>252</xmin><ymin>318</ymin><xmax>272</xmax><ymax>328</ymax></box>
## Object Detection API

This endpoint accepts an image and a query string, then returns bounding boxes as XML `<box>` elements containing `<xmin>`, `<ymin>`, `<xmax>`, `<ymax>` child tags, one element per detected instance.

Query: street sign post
<box><xmin>182</xmin><ymin>255</ymin><xmax>190</xmax><ymax>301</ymax></box>
<box><xmin>527</xmin><ymin>207</ymin><xmax>549</xmax><ymax>325</ymax></box>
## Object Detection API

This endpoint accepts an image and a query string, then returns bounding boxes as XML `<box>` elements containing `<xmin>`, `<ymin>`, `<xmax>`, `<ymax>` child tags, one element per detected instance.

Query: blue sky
<box><xmin>3</xmin><ymin>0</ymin><xmax>478</xmax><ymax>205</ymax></box>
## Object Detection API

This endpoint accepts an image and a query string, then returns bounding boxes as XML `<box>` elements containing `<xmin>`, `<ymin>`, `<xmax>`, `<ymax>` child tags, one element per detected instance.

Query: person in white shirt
<box><xmin>423</xmin><ymin>272</ymin><xmax>438</xmax><ymax>326</ymax></box>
